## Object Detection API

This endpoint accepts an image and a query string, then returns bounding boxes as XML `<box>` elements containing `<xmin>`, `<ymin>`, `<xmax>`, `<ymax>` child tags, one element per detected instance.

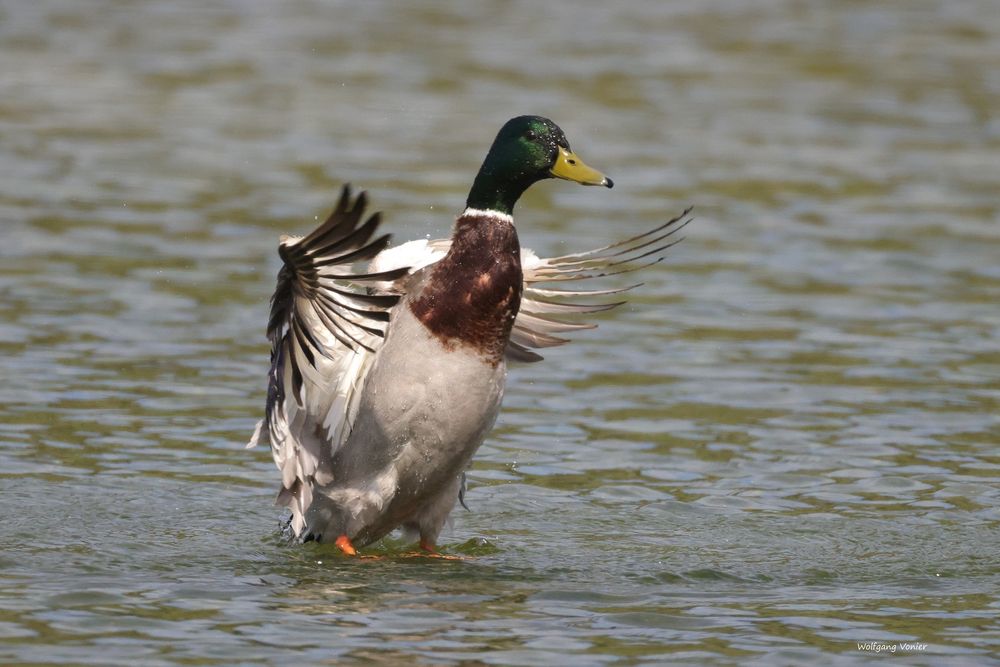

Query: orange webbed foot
<box><xmin>414</xmin><ymin>540</ymin><xmax>466</xmax><ymax>560</ymax></box>
<box><xmin>334</xmin><ymin>534</ymin><xmax>357</xmax><ymax>556</ymax></box>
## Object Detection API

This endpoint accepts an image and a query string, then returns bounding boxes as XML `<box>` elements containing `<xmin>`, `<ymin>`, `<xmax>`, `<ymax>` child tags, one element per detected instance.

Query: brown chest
<box><xmin>409</xmin><ymin>214</ymin><xmax>522</xmax><ymax>365</ymax></box>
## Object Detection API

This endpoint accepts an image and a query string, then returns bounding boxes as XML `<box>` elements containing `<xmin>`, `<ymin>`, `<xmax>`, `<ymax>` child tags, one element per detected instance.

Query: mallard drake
<box><xmin>247</xmin><ymin>115</ymin><xmax>690</xmax><ymax>555</ymax></box>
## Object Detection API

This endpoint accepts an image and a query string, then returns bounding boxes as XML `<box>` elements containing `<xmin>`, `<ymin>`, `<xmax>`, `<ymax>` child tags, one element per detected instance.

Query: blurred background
<box><xmin>1</xmin><ymin>1</ymin><xmax>998</xmax><ymax>664</ymax></box>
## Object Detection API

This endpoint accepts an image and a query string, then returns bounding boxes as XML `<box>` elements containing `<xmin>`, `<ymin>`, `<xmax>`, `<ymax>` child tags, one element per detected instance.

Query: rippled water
<box><xmin>2</xmin><ymin>0</ymin><xmax>999</xmax><ymax>664</ymax></box>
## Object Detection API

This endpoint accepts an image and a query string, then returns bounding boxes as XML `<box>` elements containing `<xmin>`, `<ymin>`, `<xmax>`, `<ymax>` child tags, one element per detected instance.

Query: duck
<box><xmin>247</xmin><ymin>115</ymin><xmax>690</xmax><ymax>556</ymax></box>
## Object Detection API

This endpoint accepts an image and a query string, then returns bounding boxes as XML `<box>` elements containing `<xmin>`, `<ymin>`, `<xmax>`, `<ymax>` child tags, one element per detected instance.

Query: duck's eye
<box><xmin>524</xmin><ymin>130</ymin><xmax>538</xmax><ymax>141</ymax></box>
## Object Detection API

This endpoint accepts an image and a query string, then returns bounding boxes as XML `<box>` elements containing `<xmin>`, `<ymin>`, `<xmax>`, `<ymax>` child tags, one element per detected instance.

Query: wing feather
<box><xmin>509</xmin><ymin>207</ymin><xmax>692</xmax><ymax>362</ymax></box>
<box><xmin>247</xmin><ymin>185</ymin><xmax>411</xmax><ymax>536</ymax></box>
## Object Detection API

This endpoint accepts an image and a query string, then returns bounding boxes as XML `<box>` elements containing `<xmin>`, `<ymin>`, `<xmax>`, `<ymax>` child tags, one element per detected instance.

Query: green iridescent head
<box><xmin>466</xmin><ymin>115</ymin><xmax>613</xmax><ymax>215</ymax></box>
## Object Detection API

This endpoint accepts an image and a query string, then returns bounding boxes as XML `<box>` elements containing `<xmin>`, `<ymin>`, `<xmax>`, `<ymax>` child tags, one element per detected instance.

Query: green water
<box><xmin>1</xmin><ymin>1</ymin><xmax>998</xmax><ymax>665</ymax></box>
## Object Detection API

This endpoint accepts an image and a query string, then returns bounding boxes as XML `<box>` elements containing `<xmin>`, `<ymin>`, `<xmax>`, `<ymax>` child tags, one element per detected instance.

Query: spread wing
<box><xmin>349</xmin><ymin>207</ymin><xmax>694</xmax><ymax>364</ymax></box>
<box><xmin>508</xmin><ymin>207</ymin><xmax>693</xmax><ymax>362</ymax></box>
<box><xmin>246</xmin><ymin>185</ymin><xmax>411</xmax><ymax>536</ymax></box>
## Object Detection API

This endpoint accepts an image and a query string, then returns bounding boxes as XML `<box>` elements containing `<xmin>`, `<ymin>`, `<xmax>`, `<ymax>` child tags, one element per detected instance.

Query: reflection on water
<box><xmin>1</xmin><ymin>0</ymin><xmax>999</xmax><ymax>664</ymax></box>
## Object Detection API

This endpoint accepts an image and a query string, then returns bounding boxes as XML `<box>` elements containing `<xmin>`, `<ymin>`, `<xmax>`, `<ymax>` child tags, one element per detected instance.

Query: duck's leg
<box><xmin>401</xmin><ymin>474</ymin><xmax>468</xmax><ymax>559</ymax></box>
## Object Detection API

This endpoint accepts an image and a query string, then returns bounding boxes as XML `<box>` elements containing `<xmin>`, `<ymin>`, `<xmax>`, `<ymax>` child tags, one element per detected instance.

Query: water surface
<box><xmin>1</xmin><ymin>1</ymin><xmax>999</xmax><ymax>664</ymax></box>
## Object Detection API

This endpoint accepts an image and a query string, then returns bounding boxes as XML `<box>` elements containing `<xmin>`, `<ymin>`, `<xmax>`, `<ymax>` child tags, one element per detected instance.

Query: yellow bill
<box><xmin>550</xmin><ymin>147</ymin><xmax>614</xmax><ymax>188</ymax></box>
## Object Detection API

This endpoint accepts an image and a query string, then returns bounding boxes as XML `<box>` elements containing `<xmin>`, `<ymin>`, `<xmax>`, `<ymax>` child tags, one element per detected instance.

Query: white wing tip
<box><xmin>246</xmin><ymin>420</ymin><xmax>266</xmax><ymax>449</ymax></box>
